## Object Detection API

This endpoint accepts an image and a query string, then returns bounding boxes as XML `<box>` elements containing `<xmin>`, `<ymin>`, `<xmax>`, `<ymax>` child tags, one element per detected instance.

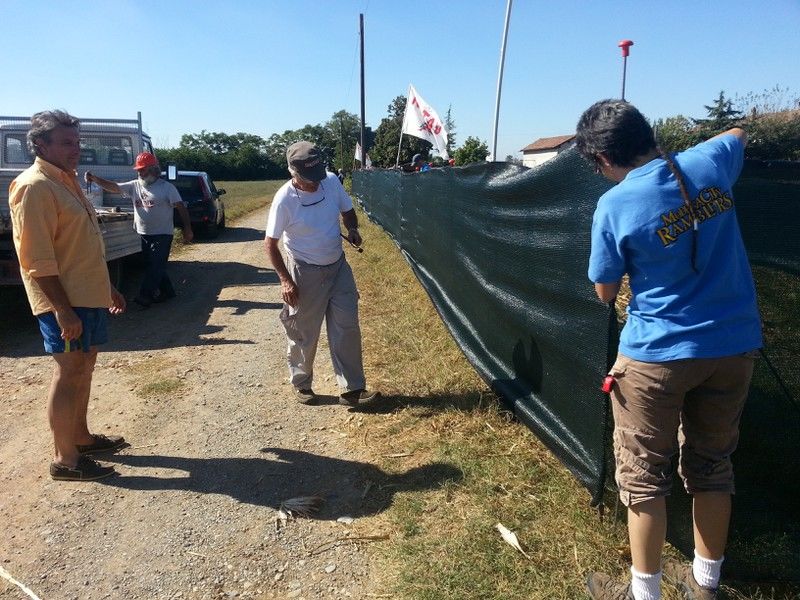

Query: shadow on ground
<box><xmin>1</xmin><ymin>225</ymin><xmax>280</xmax><ymax>357</ymax></box>
<box><xmin>100</xmin><ymin>446</ymin><xmax>462</xmax><ymax>519</ymax></box>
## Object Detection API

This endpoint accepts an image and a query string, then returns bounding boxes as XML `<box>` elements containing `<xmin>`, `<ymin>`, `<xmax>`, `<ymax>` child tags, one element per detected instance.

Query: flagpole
<box><xmin>395</xmin><ymin>85</ymin><xmax>410</xmax><ymax>167</ymax></box>
<box><xmin>359</xmin><ymin>13</ymin><xmax>366</xmax><ymax>167</ymax></box>
<box><xmin>491</xmin><ymin>0</ymin><xmax>513</xmax><ymax>162</ymax></box>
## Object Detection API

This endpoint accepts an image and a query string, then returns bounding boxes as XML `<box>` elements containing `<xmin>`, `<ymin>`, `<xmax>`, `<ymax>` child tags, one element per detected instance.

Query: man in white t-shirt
<box><xmin>265</xmin><ymin>141</ymin><xmax>377</xmax><ymax>406</ymax></box>
<box><xmin>87</xmin><ymin>152</ymin><xmax>193</xmax><ymax>308</ymax></box>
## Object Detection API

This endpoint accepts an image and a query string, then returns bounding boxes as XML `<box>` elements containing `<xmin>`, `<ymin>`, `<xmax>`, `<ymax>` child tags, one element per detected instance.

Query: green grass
<box><xmin>173</xmin><ymin>179</ymin><xmax>283</xmax><ymax>246</ymax></box>
<box><xmin>215</xmin><ymin>180</ymin><xmax>283</xmax><ymax>222</ymax></box>
<box><xmin>348</xmin><ymin>206</ymin><xmax>799</xmax><ymax>599</ymax></box>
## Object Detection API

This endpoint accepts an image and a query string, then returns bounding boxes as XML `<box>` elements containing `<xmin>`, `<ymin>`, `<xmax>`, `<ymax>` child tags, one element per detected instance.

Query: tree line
<box><xmin>656</xmin><ymin>86</ymin><xmax>800</xmax><ymax>160</ymax></box>
<box><xmin>155</xmin><ymin>87</ymin><xmax>799</xmax><ymax>181</ymax></box>
<box><xmin>154</xmin><ymin>96</ymin><xmax>492</xmax><ymax>180</ymax></box>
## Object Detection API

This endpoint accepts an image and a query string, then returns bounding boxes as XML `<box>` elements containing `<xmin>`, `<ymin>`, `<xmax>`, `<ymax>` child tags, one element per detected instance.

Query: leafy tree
<box><xmin>745</xmin><ymin>112</ymin><xmax>800</xmax><ymax>160</ymax></box>
<box><xmin>157</xmin><ymin>131</ymin><xmax>282</xmax><ymax>180</ymax></box>
<box><xmin>453</xmin><ymin>136</ymin><xmax>489</xmax><ymax>165</ymax></box>
<box><xmin>505</xmin><ymin>154</ymin><xmax>522</xmax><ymax>165</ymax></box>
<box><xmin>327</xmin><ymin>110</ymin><xmax>360</xmax><ymax>173</ymax></box>
<box><xmin>654</xmin><ymin>115</ymin><xmax>701</xmax><ymax>153</ymax></box>
<box><xmin>444</xmin><ymin>105</ymin><xmax>457</xmax><ymax>157</ymax></box>
<box><xmin>654</xmin><ymin>88</ymin><xmax>800</xmax><ymax>160</ymax></box>
<box><xmin>693</xmin><ymin>91</ymin><xmax>743</xmax><ymax>137</ymax></box>
<box><xmin>370</xmin><ymin>95</ymin><xmax>430</xmax><ymax>167</ymax></box>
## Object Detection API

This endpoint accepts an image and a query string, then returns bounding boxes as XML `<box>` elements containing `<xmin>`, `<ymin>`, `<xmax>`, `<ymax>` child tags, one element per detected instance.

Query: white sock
<box><xmin>630</xmin><ymin>566</ymin><xmax>662</xmax><ymax>600</ymax></box>
<box><xmin>693</xmin><ymin>550</ymin><xmax>723</xmax><ymax>588</ymax></box>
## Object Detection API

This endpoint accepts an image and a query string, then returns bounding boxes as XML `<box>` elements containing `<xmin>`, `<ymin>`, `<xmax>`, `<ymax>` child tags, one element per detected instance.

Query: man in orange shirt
<box><xmin>10</xmin><ymin>110</ymin><xmax>127</xmax><ymax>481</ymax></box>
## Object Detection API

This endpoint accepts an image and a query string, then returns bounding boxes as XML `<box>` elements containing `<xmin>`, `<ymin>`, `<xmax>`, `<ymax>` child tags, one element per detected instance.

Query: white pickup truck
<box><xmin>0</xmin><ymin>113</ymin><xmax>151</xmax><ymax>286</ymax></box>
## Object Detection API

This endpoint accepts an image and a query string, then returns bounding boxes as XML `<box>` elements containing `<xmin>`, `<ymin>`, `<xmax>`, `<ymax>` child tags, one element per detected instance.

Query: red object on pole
<box><xmin>618</xmin><ymin>39</ymin><xmax>634</xmax><ymax>100</ymax></box>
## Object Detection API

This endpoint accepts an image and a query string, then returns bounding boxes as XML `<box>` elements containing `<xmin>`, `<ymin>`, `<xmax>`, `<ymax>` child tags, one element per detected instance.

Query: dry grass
<box><xmin>123</xmin><ymin>356</ymin><xmax>186</xmax><ymax>399</ymax></box>
<box><xmin>348</xmin><ymin>206</ymin><xmax>798</xmax><ymax>599</ymax></box>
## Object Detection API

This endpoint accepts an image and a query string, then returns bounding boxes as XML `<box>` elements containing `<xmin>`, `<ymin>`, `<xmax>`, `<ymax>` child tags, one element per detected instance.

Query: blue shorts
<box><xmin>36</xmin><ymin>307</ymin><xmax>109</xmax><ymax>353</ymax></box>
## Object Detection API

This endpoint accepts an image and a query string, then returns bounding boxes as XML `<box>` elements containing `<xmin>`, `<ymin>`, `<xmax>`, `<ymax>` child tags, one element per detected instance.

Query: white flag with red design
<box><xmin>401</xmin><ymin>84</ymin><xmax>449</xmax><ymax>159</ymax></box>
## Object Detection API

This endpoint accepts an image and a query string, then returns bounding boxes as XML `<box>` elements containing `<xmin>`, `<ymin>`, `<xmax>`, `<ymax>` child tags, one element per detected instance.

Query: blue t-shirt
<box><xmin>588</xmin><ymin>134</ymin><xmax>762</xmax><ymax>361</ymax></box>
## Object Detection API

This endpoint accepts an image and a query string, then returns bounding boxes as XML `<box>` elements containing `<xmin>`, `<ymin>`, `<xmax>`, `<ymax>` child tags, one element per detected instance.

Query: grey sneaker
<box><xmin>339</xmin><ymin>389</ymin><xmax>379</xmax><ymax>406</ymax></box>
<box><xmin>586</xmin><ymin>572</ymin><xmax>634</xmax><ymax>600</ymax></box>
<box><xmin>295</xmin><ymin>388</ymin><xmax>317</xmax><ymax>405</ymax></box>
<box><xmin>663</xmin><ymin>559</ymin><xmax>718</xmax><ymax>600</ymax></box>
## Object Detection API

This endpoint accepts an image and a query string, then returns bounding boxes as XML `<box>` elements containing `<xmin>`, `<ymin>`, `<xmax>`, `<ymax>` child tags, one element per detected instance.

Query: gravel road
<box><xmin>0</xmin><ymin>207</ymin><xmax>401</xmax><ymax>600</ymax></box>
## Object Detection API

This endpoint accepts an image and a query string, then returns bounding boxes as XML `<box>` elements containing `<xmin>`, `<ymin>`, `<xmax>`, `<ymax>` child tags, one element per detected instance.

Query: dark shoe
<box><xmin>339</xmin><ymin>389</ymin><xmax>379</xmax><ymax>406</ymax></box>
<box><xmin>50</xmin><ymin>456</ymin><xmax>116</xmax><ymax>481</ymax></box>
<box><xmin>77</xmin><ymin>433</ymin><xmax>126</xmax><ymax>454</ymax></box>
<box><xmin>663</xmin><ymin>559</ymin><xmax>718</xmax><ymax>600</ymax></box>
<box><xmin>295</xmin><ymin>388</ymin><xmax>317</xmax><ymax>405</ymax></box>
<box><xmin>586</xmin><ymin>572</ymin><xmax>634</xmax><ymax>600</ymax></box>
<box><xmin>132</xmin><ymin>295</ymin><xmax>152</xmax><ymax>308</ymax></box>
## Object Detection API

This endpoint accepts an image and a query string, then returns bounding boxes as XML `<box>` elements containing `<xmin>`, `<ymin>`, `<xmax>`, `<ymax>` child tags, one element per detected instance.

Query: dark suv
<box><xmin>168</xmin><ymin>171</ymin><xmax>226</xmax><ymax>237</ymax></box>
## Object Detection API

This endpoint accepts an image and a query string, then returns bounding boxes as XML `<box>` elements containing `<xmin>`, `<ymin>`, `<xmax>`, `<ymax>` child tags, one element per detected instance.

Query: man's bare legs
<box><xmin>49</xmin><ymin>349</ymin><xmax>98</xmax><ymax>467</ymax></box>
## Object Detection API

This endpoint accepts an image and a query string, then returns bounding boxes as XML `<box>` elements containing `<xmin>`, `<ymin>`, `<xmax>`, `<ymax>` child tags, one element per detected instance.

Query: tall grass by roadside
<box><xmin>348</xmin><ymin>206</ymin><xmax>798</xmax><ymax>599</ymax></box>
<box><xmin>215</xmin><ymin>180</ymin><xmax>284</xmax><ymax>223</ymax></box>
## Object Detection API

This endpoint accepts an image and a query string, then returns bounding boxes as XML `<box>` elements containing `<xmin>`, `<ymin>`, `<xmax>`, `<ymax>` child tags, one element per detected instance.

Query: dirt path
<box><xmin>0</xmin><ymin>207</ymin><xmax>395</xmax><ymax>600</ymax></box>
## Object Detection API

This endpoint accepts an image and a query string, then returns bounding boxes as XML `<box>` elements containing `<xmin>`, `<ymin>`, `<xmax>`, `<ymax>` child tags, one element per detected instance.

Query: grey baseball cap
<box><xmin>287</xmin><ymin>141</ymin><xmax>326</xmax><ymax>182</ymax></box>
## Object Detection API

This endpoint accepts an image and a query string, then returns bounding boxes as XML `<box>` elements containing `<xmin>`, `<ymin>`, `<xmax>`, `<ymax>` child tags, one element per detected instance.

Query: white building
<box><xmin>521</xmin><ymin>134</ymin><xmax>575</xmax><ymax>168</ymax></box>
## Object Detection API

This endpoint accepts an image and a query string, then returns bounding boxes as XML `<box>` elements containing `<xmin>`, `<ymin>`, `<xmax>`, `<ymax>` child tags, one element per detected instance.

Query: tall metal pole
<box><xmin>618</xmin><ymin>40</ymin><xmax>634</xmax><ymax>100</ymax></box>
<box><xmin>359</xmin><ymin>13</ymin><xmax>366</xmax><ymax>167</ymax></box>
<box><xmin>491</xmin><ymin>0</ymin><xmax>513</xmax><ymax>162</ymax></box>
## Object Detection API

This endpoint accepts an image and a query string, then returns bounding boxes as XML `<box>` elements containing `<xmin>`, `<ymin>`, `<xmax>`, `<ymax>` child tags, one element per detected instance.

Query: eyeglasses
<box><xmin>292</xmin><ymin>181</ymin><xmax>326</xmax><ymax>207</ymax></box>
<box><xmin>300</xmin><ymin>195</ymin><xmax>325</xmax><ymax>207</ymax></box>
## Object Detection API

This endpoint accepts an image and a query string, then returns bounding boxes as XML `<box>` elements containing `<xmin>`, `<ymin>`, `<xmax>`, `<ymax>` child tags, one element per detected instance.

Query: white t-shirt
<box><xmin>265</xmin><ymin>173</ymin><xmax>353</xmax><ymax>265</ymax></box>
<box><xmin>118</xmin><ymin>178</ymin><xmax>183</xmax><ymax>235</ymax></box>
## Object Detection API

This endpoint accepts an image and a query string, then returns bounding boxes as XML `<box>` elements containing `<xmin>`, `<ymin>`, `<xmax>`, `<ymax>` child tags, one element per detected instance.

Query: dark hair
<box><xmin>27</xmin><ymin>110</ymin><xmax>80</xmax><ymax>157</ymax></box>
<box><xmin>575</xmin><ymin>99</ymin><xmax>656</xmax><ymax>167</ymax></box>
<box><xmin>578</xmin><ymin>100</ymin><xmax>701</xmax><ymax>273</ymax></box>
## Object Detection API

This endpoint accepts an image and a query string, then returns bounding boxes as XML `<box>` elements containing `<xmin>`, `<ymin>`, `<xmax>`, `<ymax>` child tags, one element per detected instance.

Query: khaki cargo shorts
<box><xmin>608</xmin><ymin>352</ymin><xmax>756</xmax><ymax>507</ymax></box>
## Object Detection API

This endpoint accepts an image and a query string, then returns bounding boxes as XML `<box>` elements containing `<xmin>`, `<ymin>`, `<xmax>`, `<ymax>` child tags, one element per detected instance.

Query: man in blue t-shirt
<box><xmin>576</xmin><ymin>100</ymin><xmax>762</xmax><ymax>600</ymax></box>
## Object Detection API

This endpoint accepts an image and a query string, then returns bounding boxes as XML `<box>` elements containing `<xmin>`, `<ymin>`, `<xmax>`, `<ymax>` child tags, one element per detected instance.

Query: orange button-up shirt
<box><xmin>10</xmin><ymin>157</ymin><xmax>111</xmax><ymax>315</ymax></box>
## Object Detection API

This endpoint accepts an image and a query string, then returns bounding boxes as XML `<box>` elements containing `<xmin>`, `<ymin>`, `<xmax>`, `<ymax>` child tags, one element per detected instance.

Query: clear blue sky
<box><xmin>4</xmin><ymin>0</ymin><xmax>800</xmax><ymax>161</ymax></box>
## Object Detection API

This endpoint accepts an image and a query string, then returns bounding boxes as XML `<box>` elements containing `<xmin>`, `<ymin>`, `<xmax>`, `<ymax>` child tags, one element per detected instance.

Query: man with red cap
<box><xmin>87</xmin><ymin>152</ymin><xmax>193</xmax><ymax>307</ymax></box>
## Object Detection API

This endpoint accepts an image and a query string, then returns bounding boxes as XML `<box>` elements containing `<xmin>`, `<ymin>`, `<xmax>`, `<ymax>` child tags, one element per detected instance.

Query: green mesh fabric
<box><xmin>353</xmin><ymin>150</ymin><xmax>799</xmax><ymax>581</ymax></box>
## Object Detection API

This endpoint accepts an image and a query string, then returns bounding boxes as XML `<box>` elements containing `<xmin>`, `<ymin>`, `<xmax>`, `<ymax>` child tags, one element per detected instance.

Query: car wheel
<box><xmin>218</xmin><ymin>207</ymin><xmax>225</xmax><ymax>230</ymax></box>
<box><xmin>206</xmin><ymin>219</ymin><xmax>219</xmax><ymax>239</ymax></box>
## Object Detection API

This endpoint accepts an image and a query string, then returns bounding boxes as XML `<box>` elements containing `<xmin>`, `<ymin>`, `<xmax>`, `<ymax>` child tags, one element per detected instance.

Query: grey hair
<box><xmin>27</xmin><ymin>110</ymin><xmax>80</xmax><ymax>157</ymax></box>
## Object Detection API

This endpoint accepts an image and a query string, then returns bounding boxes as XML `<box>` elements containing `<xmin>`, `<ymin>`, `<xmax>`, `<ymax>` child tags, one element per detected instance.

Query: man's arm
<box><xmin>85</xmin><ymin>172</ymin><xmax>122</xmax><ymax>194</ymax></box>
<box><xmin>341</xmin><ymin>208</ymin><xmax>362</xmax><ymax>246</ymax></box>
<box><xmin>174</xmin><ymin>202</ymin><xmax>194</xmax><ymax>243</ymax></box>
<box><xmin>595</xmin><ymin>281</ymin><xmax>621</xmax><ymax>303</ymax></box>
<box><xmin>35</xmin><ymin>276</ymin><xmax>83</xmax><ymax>340</ymax></box>
<box><xmin>708</xmin><ymin>127</ymin><xmax>747</xmax><ymax>147</ymax></box>
<box><xmin>265</xmin><ymin>237</ymin><xmax>298</xmax><ymax>307</ymax></box>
